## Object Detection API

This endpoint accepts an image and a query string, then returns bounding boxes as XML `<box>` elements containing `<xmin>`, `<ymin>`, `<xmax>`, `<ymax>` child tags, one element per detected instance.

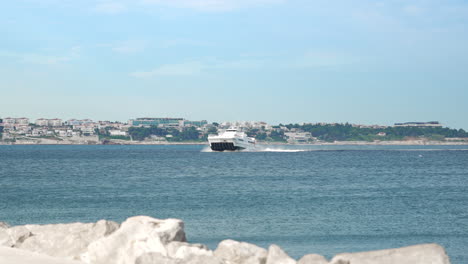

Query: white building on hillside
<box><xmin>3</xmin><ymin>117</ymin><xmax>29</xmax><ymax>125</ymax></box>
<box><xmin>394</xmin><ymin>121</ymin><xmax>442</xmax><ymax>127</ymax></box>
<box><xmin>49</xmin><ymin>118</ymin><xmax>62</xmax><ymax>127</ymax></box>
<box><xmin>109</xmin><ymin>130</ymin><xmax>128</xmax><ymax>136</ymax></box>
<box><xmin>65</xmin><ymin>119</ymin><xmax>94</xmax><ymax>126</ymax></box>
<box><xmin>35</xmin><ymin>118</ymin><xmax>49</xmax><ymax>126</ymax></box>
<box><xmin>284</xmin><ymin>132</ymin><xmax>312</xmax><ymax>143</ymax></box>
<box><xmin>35</xmin><ymin>118</ymin><xmax>63</xmax><ymax>127</ymax></box>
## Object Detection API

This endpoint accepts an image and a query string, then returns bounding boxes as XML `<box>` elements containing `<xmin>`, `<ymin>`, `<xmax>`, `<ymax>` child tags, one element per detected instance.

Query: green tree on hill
<box><xmin>128</xmin><ymin>126</ymin><xmax>167</xmax><ymax>141</ymax></box>
<box><xmin>0</xmin><ymin>118</ymin><xmax>3</xmax><ymax>139</ymax></box>
<box><xmin>291</xmin><ymin>123</ymin><xmax>468</xmax><ymax>142</ymax></box>
<box><xmin>128</xmin><ymin>126</ymin><xmax>202</xmax><ymax>142</ymax></box>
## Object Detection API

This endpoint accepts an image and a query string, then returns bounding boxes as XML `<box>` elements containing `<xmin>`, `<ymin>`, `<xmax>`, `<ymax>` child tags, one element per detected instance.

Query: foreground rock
<box><xmin>266</xmin><ymin>244</ymin><xmax>296</xmax><ymax>264</ymax></box>
<box><xmin>0</xmin><ymin>247</ymin><xmax>83</xmax><ymax>264</ymax></box>
<box><xmin>329</xmin><ymin>243</ymin><xmax>450</xmax><ymax>264</ymax></box>
<box><xmin>214</xmin><ymin>239</ymin><xmax>267</xmax><ymax>264</ymax></box>
<box><xmin>0</xmin><ymin>216</ymin><xmax>452</xmax><ymax>264</ymax></box>
<box><xmin>0</xmin><ymin>219</ymin><xmax>119</xmax><ymax>260</ymax></box>
<box><xmin>297</xmin><ymin>254</ymin><xmax>328</xmax><ymax>264</ymax></box>
<box><xmin>85</xmin><ymin>216</ymin><xmax>186</xmax><ymax>264</ymax></box>
<box><xmin>167</xmin><ymin>241</ymin><xmax>213</xmax><ymax>259</ymax></box>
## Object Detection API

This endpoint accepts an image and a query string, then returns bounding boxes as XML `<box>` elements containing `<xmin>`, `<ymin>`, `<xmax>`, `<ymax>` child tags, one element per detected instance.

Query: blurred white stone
<box><xmin>85</xmin><ymin>216</ymin><xmax>186</xmax><ymax>264</ymax></box>
<box><xmin>0</xmin><ymin>246</ymin><xmax>84</xmax><ymax>264</ymax></box>
<box><xmin>329</xmin><ymin>243</ymin><xmax>450</xmax><ymax>264</ymax></box>
<box><xmin>184</xmin><ymin>254</ymin><xmax>226</xmax><ymax>264</ymax></box>
<box><xmin>167</xmin><ymin>241</ymin><xmax>213</xmax><ymax>259</ymax></box>
<box><xmin>297</xmin><ymin>254</ymin><xmax>328</xmax><ymax>264</ymax></box>
<box><xmin>135</xmin><ymin>252</ymin><xmax>178</xmax><ymax>264</ymax></box>
<box><xmin>214</xmin><ymin>239</ymin><xmax>268</xmax><ymax>264</ymax></box>
<box><xmin>0</xmin><ymin>226</ymin><xmax>32</xmax><ymax>247</ymax></box>
<box><xmin>0</xmin><ymin>223</ymin><xmax>12</xmax><ymax>246</ymax></box>
<box><xmin>0</xmin><ymin>217</ymin><xmax>454</xmax><ymax>264</ymax></box>
<box><xmin>266</xmin><ymin>244</ymin><xmax>296</xmax><ymax>264</ymax></box>
<box><xmin>11</xmin><ymin>220</ymin><xmax>119</xmax><ymax>260</ymax></box>
<box><xmin>136</xmin><ymin>251</ymin><xmax>225</xmax><ymax>264</ymax></box>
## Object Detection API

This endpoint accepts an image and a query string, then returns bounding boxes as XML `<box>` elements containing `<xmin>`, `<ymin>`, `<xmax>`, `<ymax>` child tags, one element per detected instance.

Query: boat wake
<box><xmin>258</xmin><ymin>147</ymin><xmax>309</xmax><ymax>152</ymax></box>
<box><xmin>201</xmin><ymin>146</ymin><xmax>310</xmax><ymax>153</ymax></box>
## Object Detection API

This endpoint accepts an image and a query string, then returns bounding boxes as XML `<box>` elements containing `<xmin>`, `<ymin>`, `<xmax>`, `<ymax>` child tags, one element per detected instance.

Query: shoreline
<box><xmin>1</xmin><ymin>140</ymin><xmax>468</xmax><ymax>146</ymax></box>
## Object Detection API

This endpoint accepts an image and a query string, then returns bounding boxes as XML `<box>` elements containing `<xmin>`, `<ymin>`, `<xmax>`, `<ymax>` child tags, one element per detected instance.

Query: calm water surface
<box><xmin>0</xmin><ymin>145</ymin><xmax>467</xmax><ymax>262</ymax></box>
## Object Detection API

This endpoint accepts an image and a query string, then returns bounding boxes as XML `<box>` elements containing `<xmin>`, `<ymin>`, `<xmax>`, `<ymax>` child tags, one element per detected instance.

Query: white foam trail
<box><xmin>386</xmin><ymin>149</ymin><xmax>468</xmax><ymax>151</ymax></box>
<box><xmin>201</xmin><ymin>145</ymin><xmax>468</xmax><ymax>153</ymax></box>
<box><xmin>201</xmin><ymin>146</ymin><xmax>214</xmax><ymax>152</ymax></box>
<box><xmin>201</xmin><ymin>145</ymin><xmax>309</xmax><ymax>153</ymax></box>
<box><xmin>260</xmin><ymin>147</ymin><xmax>308</xmax><ymax>152</ymax></box>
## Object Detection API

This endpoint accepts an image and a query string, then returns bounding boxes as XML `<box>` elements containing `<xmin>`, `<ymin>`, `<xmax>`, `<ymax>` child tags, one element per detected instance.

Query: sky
<box><xmin>1</xmin><ymin>0</ymin><xmax>468</xmax><ymax>129</ymax></box>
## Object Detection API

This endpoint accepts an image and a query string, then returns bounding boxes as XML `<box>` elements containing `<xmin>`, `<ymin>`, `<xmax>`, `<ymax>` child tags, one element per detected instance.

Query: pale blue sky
<box><xmin>1</xmin><ymin>0</ymin><xmax>468</xmax><ymax>128</ymax></box>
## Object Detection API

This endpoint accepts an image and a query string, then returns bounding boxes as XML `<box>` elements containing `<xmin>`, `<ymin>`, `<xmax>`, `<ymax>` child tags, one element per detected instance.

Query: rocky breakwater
<box><xmin>0</xmin><ymin>216</ymin><xmax>451</xmax><ymax>264</ymax></box>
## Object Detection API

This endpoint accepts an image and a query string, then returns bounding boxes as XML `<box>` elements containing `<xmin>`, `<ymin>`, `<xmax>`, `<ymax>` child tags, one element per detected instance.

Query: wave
<box><xmin>201</xmin><ymin>145</ymin><xmax>468</xmax><ymax>153</ymax></box>
<box><xmin>257</xmin><ymin>147</ymin><xmax>309</xmax><ymax>152</ymax></box>
<box><xmin>201</xmin><ymin>145</ymin><xmax>310</xmax><ymax>153</ymax></box>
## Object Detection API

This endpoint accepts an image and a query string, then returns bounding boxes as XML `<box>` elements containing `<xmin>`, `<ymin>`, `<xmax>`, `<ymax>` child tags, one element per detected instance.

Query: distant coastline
<box><xmin>1</xmin><ymin>139</ymin><xmax>468</xmax><ymax>146</ymax></box>
<box><xmin>2</xmin><ymin>118</ymin><xmax>468</xmax><ymax>146</ymax></box>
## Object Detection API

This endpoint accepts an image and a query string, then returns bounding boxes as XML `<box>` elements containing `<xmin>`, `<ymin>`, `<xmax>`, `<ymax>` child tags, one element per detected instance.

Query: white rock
<box><xmin>0</xmin><ymin>230</ymin><xmax>7</xmax><ymax>246</ymax></box>
<box><xmin>11</xmin><ymin>219</ymin><xmax>119</xmax><ymax>260</ymax></box>
<box><xmin>0</xmin><ymin>224</ymin><xmax>11</xmax><ymax>246</ymax></box>
<box><xmin>184</xmin><ymin>254</ymin><xmax>226</xmax><ymax>264</ymax></box>
<box><xmin>330</xmin><ymin>260</ymin><xmax>348</xmax><ymax>264</ymax></box>
<box><xmin>266</xmin><ymin>244</ymin><xmax>296</xmax><ymax>264</ymax></box>
<box><xmin>0</xmin><ymin>246</ymin><xmax>84</xmax><ymax>264</ymax></box>
<box><xmin>136</xmin><ymin>252</ymin><xmax>178</xmax><ymax>264</ymax></box>
<box><xmin>214</xmin><ymin>239</ymin><xmax>268</xmax><ymax>264</ymax></box>
<box><xmin>135</xmin><ymin>252</ymin><xmax>225</xmax><ymax>264</ymax></box>
<box><xmin>85</xmin><ymin>215</ymin><xmax>186</xmax><ymax>264</ymax></box>
<box><xmin>167</xmin><ymin>241</ymin><xmax>213</xmax><ymax>259</ymax></box>
<box><xmin>297</xmin><ymin>254</ymin><xmax>328</xmax><ymax>264</ymax></box>
<box><xmin>329</xmin><ymin>243</ymin><xmax>450</xmax><ymax>264</ymax></box>
<box><xmin>0</xmin><ymin>217</ymin><xmax>453</xmax><ymax>264</ymax></box>
<box><xmin>0</xmin><ymin>226</ymin><xmax>32</xmax><ymax>247</ymax></box>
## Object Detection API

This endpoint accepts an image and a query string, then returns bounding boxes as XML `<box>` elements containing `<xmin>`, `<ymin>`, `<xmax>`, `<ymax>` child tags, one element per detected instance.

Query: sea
<box><xmin>0</xmin><ymin>145</ymin><xmax>467</xmax><ymax>263</ymax></box>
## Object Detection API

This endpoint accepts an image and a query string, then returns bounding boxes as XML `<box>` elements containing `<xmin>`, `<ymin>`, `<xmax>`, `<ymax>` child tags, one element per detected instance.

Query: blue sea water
<box><xmin>0</xmin><ymin>145</ymin><xmax>467</xmax><ymax>263</ymax></box>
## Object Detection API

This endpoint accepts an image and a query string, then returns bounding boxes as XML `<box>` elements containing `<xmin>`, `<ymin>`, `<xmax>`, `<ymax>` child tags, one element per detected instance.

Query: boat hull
<box><xmin>210</xmin><ymin>142</ymin><xmax>244</xmax><ymax>151</ymax></box>
<box><xmin>207</xmin><ymin>128</ymin><xmax>256</xmax><ymax>152</ymax></box>
<box><xmin>208</xmin><ymin>138</ymin><xmax>254</xmax><ymax>151</ymax></box>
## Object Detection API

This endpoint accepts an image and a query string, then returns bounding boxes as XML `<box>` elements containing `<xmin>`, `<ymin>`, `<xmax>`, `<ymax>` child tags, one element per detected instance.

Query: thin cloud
<box><xmin>403</xmin><ymin>5</ymin><xmax>424</xmax><ymax>16</ymax></box>
<box><xmin>293</xmin><ymin>51</ymin><xmax>356</xmax><ymax>68</ymax></box>
<box><xmin>97</xmin><ymin>41</ymin><xmax>147</xmax><ymax>54</ymax></box>
<box><xmin>131</xmin><ymin>62</ymin><xmax>205</xmax><ymax>77</ymax></box>
<box><xmin>93</xmin><ymin>2</ymin><xmax>127</xmax><ymax>14</ymax></box>
<box><xmin>112</xmin><ymin>41</ymin><xmax>147</xmax><ymax>54</ymax></box>
<box><xmin>0</xmin><ymin>46</ymin><xmax>81</xmax><ymax>65</ymax></box>
<box><xmin>130</xmin><ymin>58</ymin><xmax>264</xmax><ymax>78</ymax></box>
<box><xmin>160</xmin><ymin>38</ymin><xmax>214</xmax><ymax>48</ymax></box>
<box><xmin>21</xmin><ymin>54</ymin><xmax>71</xmax><ymax>65</ymax></box>
<box><xmin>213</xmin><ymin>59</ymin><xmax>264</xmax><ymax>69</ymax></box>
<box><xmin>129</xmin><ymin>52</ymin><xmax>358</xmax><ymax>79</ymax></box>
<box><xmin>140</xmin><ymin>0</ymin><xmax>284</xmax><ymax>12</ymax></box>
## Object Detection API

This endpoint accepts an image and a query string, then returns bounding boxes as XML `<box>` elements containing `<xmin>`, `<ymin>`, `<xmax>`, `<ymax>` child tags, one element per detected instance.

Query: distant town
<box><xmin>0</xmin><ymin>117</ymin><xmax>467</xmax><ymax>145</ymax></box>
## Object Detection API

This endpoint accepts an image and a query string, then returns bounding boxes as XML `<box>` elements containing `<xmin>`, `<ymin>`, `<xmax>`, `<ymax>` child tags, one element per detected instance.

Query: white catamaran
<box><xmin>208</xmin><ymin>127</ymin><xmax>256</xmax><ymax>151</ymax></box>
